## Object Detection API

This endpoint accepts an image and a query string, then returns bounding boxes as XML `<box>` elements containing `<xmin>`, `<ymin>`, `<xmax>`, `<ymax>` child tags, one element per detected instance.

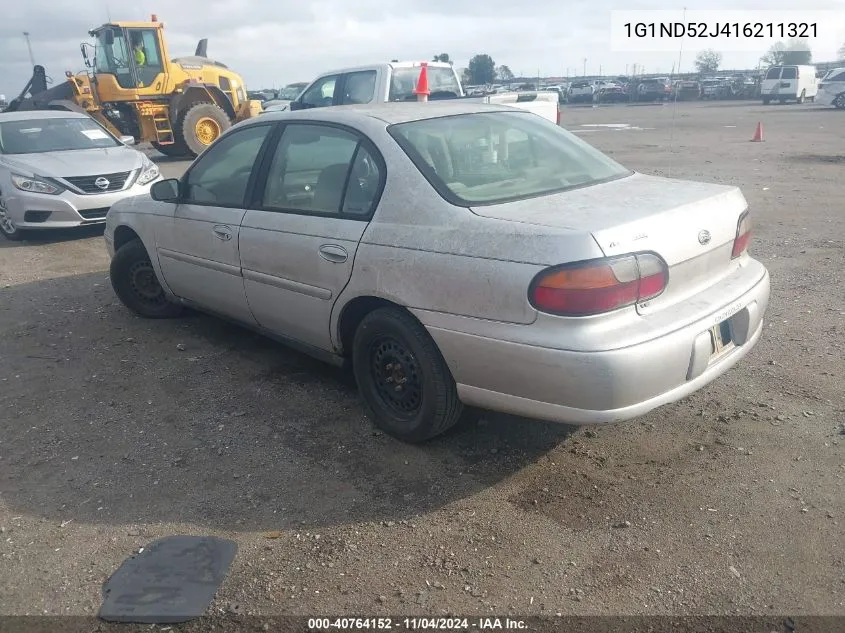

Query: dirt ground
<box><xmin>0</xmin><ymin>101</ymin><xmax>843</xmax><ymax>621</ymax></box>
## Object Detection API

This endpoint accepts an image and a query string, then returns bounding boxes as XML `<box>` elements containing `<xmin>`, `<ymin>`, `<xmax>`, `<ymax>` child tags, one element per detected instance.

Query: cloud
<box><xmin>2</xmin><ymin>0</ymin><xmax>844</xmax><ymax>97</ymax></box>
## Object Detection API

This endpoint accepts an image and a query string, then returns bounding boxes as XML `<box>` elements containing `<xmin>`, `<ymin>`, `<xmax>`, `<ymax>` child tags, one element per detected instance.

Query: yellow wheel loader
<box><xmin>4</xmin><ymin>15</ymin><xmax>262</xmax><ymax>157</ymax></box>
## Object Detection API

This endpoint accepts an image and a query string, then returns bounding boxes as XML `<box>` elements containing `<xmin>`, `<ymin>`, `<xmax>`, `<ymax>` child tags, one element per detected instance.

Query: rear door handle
<box><xmin>318</xmin><ymin>244</ymin><xmax>348</xmax><ymax>263</ymax></box>
<box><xmin>213</xmin><ymin>225</ymin><xmax>232</xmax><ymax>241</ymax></box>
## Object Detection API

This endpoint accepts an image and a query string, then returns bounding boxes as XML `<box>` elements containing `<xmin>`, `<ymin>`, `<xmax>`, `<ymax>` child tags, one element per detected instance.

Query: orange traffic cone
<box><xmin>413</xmin><ymin>63</ymin><xmax>430</xmax><ymax>102</ymax></box>
<box><xmin>751</xmin><ymin>121</ymin><xmax>764</xmax><ymax>142</ymax></box>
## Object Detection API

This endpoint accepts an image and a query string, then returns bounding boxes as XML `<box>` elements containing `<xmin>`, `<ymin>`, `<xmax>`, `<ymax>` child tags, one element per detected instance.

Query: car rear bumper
<box><xmin>1</xmin><ymin>181</ymin><xmax>156</xmax><ymax>230</ymax></box>
<box><xmin>422</xmin><ymin>265</ymin><xmax>770</xmax><ymax>425</ymax></box>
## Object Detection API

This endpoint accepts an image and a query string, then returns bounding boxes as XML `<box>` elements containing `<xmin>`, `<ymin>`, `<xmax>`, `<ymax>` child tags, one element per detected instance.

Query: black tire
<box><xmin>151</xmin><ymin>140</ymin><xmax>190</xmax><ymax>158</ymax></box>
<box><xmin>834</xmin><ymin>94</ymin><xmax>845</xmax><ymax>110</ymax></box>
<box><xmin>797</xmin><ymin>89</ymin><xmax>805</xmax><ymax>104</ymax></box>
<box><xmin>179</xmin><ymin>102</ymin><xmax>232</xmax><ymax>157</ymax></box>
<box><xmin>110</xmin><ymin>238</ymin><xmax>183</xmax><ymax>319</ymax></box>
<box><xmin>352</xmin><ymin>307</ymin><xmax>463</xmax><ymax>443</ymax></box>
<box><xmin>762</xmin><ymin>97</ymin><xmax>771</xmax><ymax>105</ymax></box>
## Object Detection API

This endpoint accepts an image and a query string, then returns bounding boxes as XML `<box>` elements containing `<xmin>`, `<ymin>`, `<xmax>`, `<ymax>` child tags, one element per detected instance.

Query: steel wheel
<box><xmin>834</xmin><ymin>94</ymin><xmax>845</xmax><ymax>109</ymax></box>
<box><xmin>127</xmin><ymin>259</ymin><xmax>168</xmax><ymax>307</ymax></box>
<box><xmin>369</xmin><ymin>334</ymin><xmax>423</xmax><ymax>421</ymax></box>
<box><xmin>195</xmin><ymin>117</ymin><xmax>222</xmax><ymax>146</ymax></box>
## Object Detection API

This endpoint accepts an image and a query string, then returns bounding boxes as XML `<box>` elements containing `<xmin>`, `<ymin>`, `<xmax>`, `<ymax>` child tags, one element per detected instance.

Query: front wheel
<box><xmin>352</xmin><ymin>307</ymin><xmax>463</xmax><ymax>443</ymax></box>
<box><xmin>833</xmin><ymin>94</ymin><xmax>845</xmax><ymax>109</ymax></box>
<box><xmin>0</xmin><ymin>195</ymin><xmax>24</xmax><ymax>241</ymax></box>
<box><xmin>110</xmin><ymin>239</ymin><xmax>183</xmax><ymax>319</ymax></box>
<box><xmin>179</xmin><ymin>102</ymin><xmax>232</xmax><ymax>157</ymax></box>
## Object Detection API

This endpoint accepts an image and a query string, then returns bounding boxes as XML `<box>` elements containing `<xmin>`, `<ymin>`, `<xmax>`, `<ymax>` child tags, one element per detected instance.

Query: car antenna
<box><xmin>668</xmin><ymin>6</ymin><xmax>686</xmax><ymax>179</ymax></box>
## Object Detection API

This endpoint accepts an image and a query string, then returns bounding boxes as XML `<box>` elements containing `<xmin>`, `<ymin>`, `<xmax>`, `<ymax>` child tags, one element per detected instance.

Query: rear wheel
<box><xmin>352</xmin><ymin>307</ymin><xmax>463</xmax><ymax>443</ymax></box>
<box><xmin>762</xmin><ymin>97</ymin><xmax>771</xmax><ymax>105</ymax></box>
<box><xmin>797</xmin><ymin>89</ymin><xmax>806</xmax><ymax>104</ymax></box>
<box><xmin>110</xmin><ymin>239</ymin><xmax>183</xmax><ymax>319</ymax></box>
<box><xmin>834</xmin><ymin>94</ymin><xmax>845</xmax><ymax>109</ymax></box>
<box><xmin>179</xmin><ymin>102</ymin><xmax>232</xmax><ymax>157</ymax></box>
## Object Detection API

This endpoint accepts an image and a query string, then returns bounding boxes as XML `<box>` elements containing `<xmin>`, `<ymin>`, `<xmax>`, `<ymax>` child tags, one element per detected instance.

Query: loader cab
<box><xmin>90</xmin><ymin>23</ymin><xmax>169</xmax><ymax>97</ymax></box>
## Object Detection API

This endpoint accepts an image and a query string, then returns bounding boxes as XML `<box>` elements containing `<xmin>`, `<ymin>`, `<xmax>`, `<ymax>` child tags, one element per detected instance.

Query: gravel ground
<box><xmin>0</xmin><ymin>101</ymin><xmax>843</xmax><ymax>621</ymax></box>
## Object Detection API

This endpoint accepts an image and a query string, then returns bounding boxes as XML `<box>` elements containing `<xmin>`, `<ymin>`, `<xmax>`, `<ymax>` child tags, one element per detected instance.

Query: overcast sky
<box><xmin>2</xmin><ymin>0</ymin><xmax>845</xmax><ymax>97</ymax></box>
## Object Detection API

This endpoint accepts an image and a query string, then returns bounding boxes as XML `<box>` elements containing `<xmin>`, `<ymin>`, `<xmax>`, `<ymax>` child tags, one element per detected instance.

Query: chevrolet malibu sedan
<box><xmin>0</xmin><ymin>111</ymin><xmax>161</xmax><ymax>240</ymax></box>
<box><xmin>104</xmin><ymin>102</ymin><xmax>770</xmax><ymax>443</ymax></box>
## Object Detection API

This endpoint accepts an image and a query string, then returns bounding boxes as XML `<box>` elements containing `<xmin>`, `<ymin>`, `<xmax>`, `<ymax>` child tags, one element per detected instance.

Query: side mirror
<box><xmin>150</xmin><ymin>178</ymin><xmax>180</xmax><ymax>202</ymax></box>
<box><xmin>288</xmin><ymin>99</ymin><xmax>303</xmax><ymax>111</ymax></box>
<box><xmin>80</xmin><ymin>43</ymin><xmax>91</xmax><ymax>68</ymax></box>
<box><xmin>119</xmin><ymin>135</ymin><xmax>135</xmax><ymax>145</ymax></box>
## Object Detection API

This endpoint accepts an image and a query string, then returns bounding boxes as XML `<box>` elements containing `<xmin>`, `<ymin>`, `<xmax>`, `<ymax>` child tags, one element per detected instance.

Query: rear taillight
<box><xmin>529</xmin><ymin>252</ymin><xmax>668</xmax><ymax>317</ymax></box>
<box><xmin>731</xmin><ymin>210</ymin><xmax>752</xmax><ymax>259</ymax></box>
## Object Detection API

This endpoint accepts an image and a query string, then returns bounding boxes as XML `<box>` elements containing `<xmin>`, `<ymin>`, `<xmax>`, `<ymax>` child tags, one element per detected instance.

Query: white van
<box><xmin>760</xmin><ymin>65</ymin><xmax>818</xmax><ymax>104</ymax></box>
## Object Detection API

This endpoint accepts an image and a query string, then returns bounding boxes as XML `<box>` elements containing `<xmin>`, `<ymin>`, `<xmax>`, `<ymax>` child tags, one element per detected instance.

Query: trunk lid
<box><xmin>469</xmin><ymin>173</ymin><xmax>748</xmax><ymax>314</ymax></box>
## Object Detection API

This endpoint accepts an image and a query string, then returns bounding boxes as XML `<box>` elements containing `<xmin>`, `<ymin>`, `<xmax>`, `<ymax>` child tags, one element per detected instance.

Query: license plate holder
<box><xmin>710</xmin><ymin>319</ymin><xmax>735</xmax><ymax>359</ymax></box>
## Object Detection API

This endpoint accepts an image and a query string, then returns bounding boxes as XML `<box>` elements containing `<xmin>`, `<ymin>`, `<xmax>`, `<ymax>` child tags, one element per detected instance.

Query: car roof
<box><xmin>0</xmin><ymin>110</ymin><xmax>88</xmax><ymax>122</ymax></box>
<box><xmin>255</xmin><ymin>101</ymin><xmax>516</xmax><ymax>126</ymax></box>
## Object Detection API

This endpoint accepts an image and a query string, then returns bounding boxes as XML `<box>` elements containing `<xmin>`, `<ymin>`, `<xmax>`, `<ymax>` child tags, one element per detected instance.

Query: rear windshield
<box><xmin>389</xmin><ymin>67</ymin><xmax>462</xmax><ymax>101</ymax></box>
<box><xmin>389</xmin><ymin>111</ymin><xmax>631</xmax><ymax>206</ymax></box>
<box><xmin>0</xmin><ymin>116</ymin><xmax>120</xmax><ymax>154</ymax></box>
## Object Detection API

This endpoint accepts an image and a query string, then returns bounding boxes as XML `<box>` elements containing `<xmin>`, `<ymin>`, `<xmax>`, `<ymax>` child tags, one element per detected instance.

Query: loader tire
<box><xmin>179</xmin><ymin>102</ymin><xmax>231</xmax><ymax>156</ymax></box>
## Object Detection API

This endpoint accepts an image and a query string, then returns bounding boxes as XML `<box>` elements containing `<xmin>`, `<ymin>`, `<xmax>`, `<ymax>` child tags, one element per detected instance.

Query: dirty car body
<box><xmin>104</xmin><ymin>102</ymin><xmax>770</xmax><ymax>442</ymax></box>
<box><xmin>0</xmin><ymin>110</ymin><xmax>160</xmax><ymax>239</ymax></box>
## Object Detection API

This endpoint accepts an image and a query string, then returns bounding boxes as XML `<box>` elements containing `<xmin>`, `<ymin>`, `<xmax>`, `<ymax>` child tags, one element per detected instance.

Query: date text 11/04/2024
<box><xmin>623</xmin><ymin>22</ymin><xmax>817</xmax><ymax>39</ymax></box>
<box><xmin>307</xmin><ymin>617</ymin><xmax>528</xmax><ymax>630</ymax></box>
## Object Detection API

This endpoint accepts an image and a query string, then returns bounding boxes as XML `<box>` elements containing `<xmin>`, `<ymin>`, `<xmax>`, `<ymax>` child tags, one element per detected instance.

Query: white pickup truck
<box><xmin>266</xmin><ymin>61</ymin><xmax>560</xmax><ymax>124</ymax></box>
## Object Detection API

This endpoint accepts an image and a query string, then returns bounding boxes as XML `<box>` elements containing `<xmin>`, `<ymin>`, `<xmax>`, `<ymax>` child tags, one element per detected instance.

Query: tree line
<box><xmin>431</xmin><ymin>53</ymin><xmax>513</xmax><ymax>85</ymax></box>
<box><xmin>427</xmin><ymin>40</ymin><xmax>845</xmax><ymax>87</ymax></box>
<box><xmin>693</xmin><ymin>38</ymin><xmax>845</xmax><ymax>75</ymax></box>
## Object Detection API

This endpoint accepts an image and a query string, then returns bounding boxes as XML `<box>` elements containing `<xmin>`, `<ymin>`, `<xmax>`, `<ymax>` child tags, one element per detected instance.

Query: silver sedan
<box><xmin>104</xmin><ymin>102</ymin><xmax>770</xmax><ymax>443</ymax></box>
<box><xmin>0</xmin><ymin>110</ymin><xmax>161</xmax><ymax>240</ymax></box>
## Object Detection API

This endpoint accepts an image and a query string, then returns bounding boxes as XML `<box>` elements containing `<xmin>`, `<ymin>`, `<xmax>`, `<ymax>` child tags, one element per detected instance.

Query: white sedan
<box><xmin>0</xmin><ymin>110</ymin><xmax>160</xmax><ymax>240</ymax></box>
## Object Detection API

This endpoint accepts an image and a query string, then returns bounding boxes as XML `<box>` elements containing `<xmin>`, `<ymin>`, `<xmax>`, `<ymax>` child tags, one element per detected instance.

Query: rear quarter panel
<box><xmin>328</xmin><ymin>122</ymin><xmax>604</xmax><ymax>349</ymax></box>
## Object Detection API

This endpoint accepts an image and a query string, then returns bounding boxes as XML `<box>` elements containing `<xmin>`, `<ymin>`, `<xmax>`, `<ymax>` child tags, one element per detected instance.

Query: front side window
<box><xmin>261</xmin><ymin>124</ymin><xmax>381</xmax><ymax>217</ymax></box>
<box><xmin>184</xmin><ymin>124</ymin><xmax>272</xmax><ymax>206</ymax></box>
<box><xmin>94</xmin><ymin>28</ymin><xmax>133</xmax><ymax>88</ymax></box>
<box><xmin>389</xmin><ymin>111</ymin><xmax>630</xmax><ymax>206</ymax></box>
<box><xmin>829</xmin><ymin>71</ymin><xmax>845</xmax><ymax>82</ymax></box>
<box><xmin>299</xmin><ymin>76</ymin><xmax>338</xmax><ymax>108</ymax></box>
<box><xmin>0</xmin><ymin>117</ymin><xmax>120</xmax><ymax>154</ymax></box>
<box><xmin>765</xmin><ymin>67</ymin><xmax>782</xmax><ymax>79</ymax></box>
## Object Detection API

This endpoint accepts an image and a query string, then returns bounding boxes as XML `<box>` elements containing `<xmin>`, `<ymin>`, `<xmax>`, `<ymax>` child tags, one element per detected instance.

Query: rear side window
<box><xmin>765</xmin><ymin>67</ymin><xmax>782</xmax><ymax>79</ymax></box>
<box><xmin>260</xmin><ymin>124</ymin><xmax>383</xmax><ymax>218</ymax></box>
<box><xmin>781</xmin><ymin>67</ymin><xmax>797</xmax><ymax>79</ymax></box>
<box><xmin>390</xmin><ymin>111</ymin><xmax>630</xmax><ymax>206</ymax></box>
<box><xmin>341</xmin><ymin>70</ymin><xmax>377</xmax><ymax>105</ymax></box>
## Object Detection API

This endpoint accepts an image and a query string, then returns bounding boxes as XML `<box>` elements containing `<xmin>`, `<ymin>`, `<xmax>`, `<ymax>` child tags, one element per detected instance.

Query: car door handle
<box><xmin>213</xmin><ymin>225</ymin><xmax>232</xmax><ymax>241</ymax></box>
<box><xmin>318</xmin><ymin>244</ymin><xmax>348</xmax><ymax>263</ymax></box>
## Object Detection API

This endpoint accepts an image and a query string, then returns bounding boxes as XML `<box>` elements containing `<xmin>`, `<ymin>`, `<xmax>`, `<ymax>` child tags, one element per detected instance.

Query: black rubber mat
<box><xmin>98</xmin><ymin>535</ymin><xmax>237</xmax><ymax>623</ymax></box>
